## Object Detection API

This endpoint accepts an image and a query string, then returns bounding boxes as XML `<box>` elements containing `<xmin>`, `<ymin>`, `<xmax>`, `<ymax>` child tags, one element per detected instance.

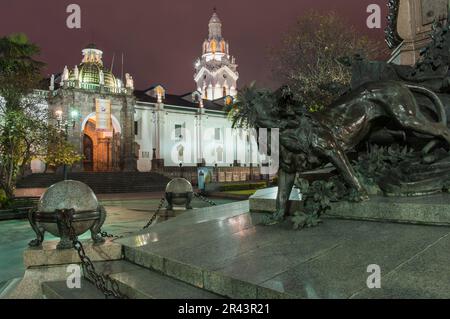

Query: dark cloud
<box><xmin>0</xmin><ymin>0</ymin><xmax>387</xmax><ymax>92</ymax></box>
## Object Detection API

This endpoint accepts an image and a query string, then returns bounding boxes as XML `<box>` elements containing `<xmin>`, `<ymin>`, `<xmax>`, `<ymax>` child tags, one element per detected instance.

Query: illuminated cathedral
<box><xmin>194</xmin><ymin>9</ymin><xmax>239</xmax><ymax>100</ymax></box>
<box><xmin>31</xmin><ymin>10</ymin><xmax>260</xmax><ymax>174</ymax></box>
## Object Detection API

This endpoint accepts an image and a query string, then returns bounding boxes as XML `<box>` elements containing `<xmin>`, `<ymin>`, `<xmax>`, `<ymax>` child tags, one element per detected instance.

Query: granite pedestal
<box><xmin>249</xmin><ymin>187</ymin><xmax>302</xmax><ymax>213</ymax></box>
<box><xmin>4</xmin><ymin>239</ymin><xmax>122</xmax><ymax>299</ymax></box>
<box><xmin>249</xmin><ymin>187</ymin><xmax>450</xmax><ymax>226</ymax></box>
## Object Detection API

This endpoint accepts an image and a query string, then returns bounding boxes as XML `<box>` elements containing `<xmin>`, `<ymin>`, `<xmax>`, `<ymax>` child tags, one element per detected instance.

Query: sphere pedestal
<box><xmin>28</xmin><ymin>180</ymin><xmax>106</xmax><ymax>249</ymax></box>
<box><xmin>165</xmin><ymin>178</ymin><xmax>194</xmax><ymax>210</ymax></box>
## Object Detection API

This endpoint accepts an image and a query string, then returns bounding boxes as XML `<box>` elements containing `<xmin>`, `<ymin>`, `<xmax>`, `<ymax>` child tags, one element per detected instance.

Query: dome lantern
<box><xmin>208</xmin><ymin>9</ymin><xmax>222</xmax><ymax>40</ymax></box>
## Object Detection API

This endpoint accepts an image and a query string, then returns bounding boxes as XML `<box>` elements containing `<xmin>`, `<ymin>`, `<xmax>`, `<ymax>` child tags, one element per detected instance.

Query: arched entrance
<box><xmin>81</xmin><ymin>113</ymin><xmax>121</xmax><ymax>172</ymax></box>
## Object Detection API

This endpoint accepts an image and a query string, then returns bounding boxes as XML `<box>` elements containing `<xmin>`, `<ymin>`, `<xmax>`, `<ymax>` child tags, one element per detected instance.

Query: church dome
<box><xmin>68</xmin><ymin>44</ymin><xmax>117</xmax><ymax>88</ymax></box>
<box><xmin>78</xmin><ymin>63</ymin><xmax>101</xmax><ymax>85</ymax></box>
<box><xmin>72</xmin><ymin>64</ymin><xmax>117</xmax><ymax>88</ymax></box>
<box><xmin>104</xmin><ymin>71</ymin><xmax>117</xmax><ymax>88</ymax></box>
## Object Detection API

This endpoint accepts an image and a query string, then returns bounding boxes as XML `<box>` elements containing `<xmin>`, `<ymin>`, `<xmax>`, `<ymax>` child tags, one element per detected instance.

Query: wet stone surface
<box><xmin>118</xmin><ymin>201</ymin><xmax>450</xmax><ymax>299</ymax></box>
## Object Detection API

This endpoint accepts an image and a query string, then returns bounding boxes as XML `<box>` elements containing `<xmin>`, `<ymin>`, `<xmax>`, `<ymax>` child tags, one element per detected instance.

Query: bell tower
<box><xmin>194</xmin><ymin>9</ymin><xmax>239</xmax><ymax>101</ymax></box>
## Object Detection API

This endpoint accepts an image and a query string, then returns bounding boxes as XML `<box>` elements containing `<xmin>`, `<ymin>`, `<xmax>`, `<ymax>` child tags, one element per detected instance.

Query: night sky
<box><xmin>0</xmin><ymin>0</ymin><xmax>387</xmax><ymax>93</ymax></box>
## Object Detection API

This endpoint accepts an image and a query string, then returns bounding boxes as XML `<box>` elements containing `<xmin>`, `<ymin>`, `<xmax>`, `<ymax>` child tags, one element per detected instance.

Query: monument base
<box><xmin>24</xmin><ymin>239</ymin><xmax>122</xmax><ymax>268</ymax></box>
<box><xmin>249</xmin><ymin>187</ymin><xmax>450</xmax><ymax>226</ymax></box>
<box><xmin>3</xmin><ymin>239</ymin><xmax>122</xmax><ymax>299</ymax></box>
<box><xmin>249</xmin><ymin>187</ymin><xmax>302</xmax><ymax>214</ymax></box>
<box><xmin>327</xmin><ymin>194</ymin><xmax>450</xmax><ymax>226</ymax></box>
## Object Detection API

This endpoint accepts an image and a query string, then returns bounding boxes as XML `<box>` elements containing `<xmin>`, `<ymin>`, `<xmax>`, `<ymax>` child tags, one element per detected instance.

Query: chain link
<box><xmin>193</xmin><ymin>192</ymin><xmax>217</xmax><ymax>206</ymax></box>
<box><xmin>59</xmin><ymin>209</ymin><xmax>128</xmax><ymax>299</ymax></box>
<box><xmin>143</xmin><ymin>197</ymin><xmax>165</xmax><ymax>229</ymax></box>
<box><xmin>100</xmin><ymin>231</ymin><xmax>123</xmax><ymax>239</ymax></box>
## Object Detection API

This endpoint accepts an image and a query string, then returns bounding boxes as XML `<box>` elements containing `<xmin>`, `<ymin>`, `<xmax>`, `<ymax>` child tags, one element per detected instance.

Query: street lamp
<box><xmin>55</xmin><ymin>109</ymin><xmax>78</xmax><ymax>180</ymax></box>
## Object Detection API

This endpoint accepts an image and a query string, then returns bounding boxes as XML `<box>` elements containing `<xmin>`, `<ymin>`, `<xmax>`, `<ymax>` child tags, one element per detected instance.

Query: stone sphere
<box><xmin>38</xmin><ymin>180</ymin><xmax>99</xmax><ymax>237</ymax></box>
<box><xmin>165</xmin><ymin>178</ymin><xmax>193</xmax><ymax>206</ymax></box>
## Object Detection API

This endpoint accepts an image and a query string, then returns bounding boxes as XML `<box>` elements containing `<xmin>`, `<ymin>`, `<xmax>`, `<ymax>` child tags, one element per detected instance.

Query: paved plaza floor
<box><xmin>3</xmin><ymin>195</ymin><xmax>450</xmax><ymax>299</ymax></box>
<box><xmin>0</xmin><ymin>195</ymin><xmax>235</xmax><ymax>284</ymax></box>
<box><xmin>118</xmin><ymin>201</ymin><xmax>450</xmax><ymax>299</ymax></box>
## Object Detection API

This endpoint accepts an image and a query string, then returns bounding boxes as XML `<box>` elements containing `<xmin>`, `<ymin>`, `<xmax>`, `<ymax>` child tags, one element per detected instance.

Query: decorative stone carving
<box><xmin>61</xmin><ymin>65</ymin><xmax>69</xmax><ymax>83</ymax></box>
<box><xmin>125</xmin><ymin>73</ymin><xmax>134</xmax><ymax>90</ymax></box>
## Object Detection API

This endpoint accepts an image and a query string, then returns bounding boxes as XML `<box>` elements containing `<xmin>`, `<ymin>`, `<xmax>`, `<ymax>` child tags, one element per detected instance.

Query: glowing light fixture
<box><xmin>70</xmin><ymin>110</ymin><xmax>79</xmax><ymax>119</ymax></box>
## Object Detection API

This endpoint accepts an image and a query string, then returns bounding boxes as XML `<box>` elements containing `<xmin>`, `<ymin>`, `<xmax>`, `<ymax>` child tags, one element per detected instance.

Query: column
<box><xmin>121</xmin><ymin>95</ymin><xmax>137</xmax><ymax>171</ymax></box>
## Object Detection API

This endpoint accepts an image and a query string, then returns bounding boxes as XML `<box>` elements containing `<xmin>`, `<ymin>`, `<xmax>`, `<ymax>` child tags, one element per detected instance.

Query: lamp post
<box><xmin>214</xmin><ymin>163</ymin><xmax>218</xmax><ymax>182</ymax></box>
<box><xmin>55</xmin><ymin>109</ymin><xmax>78</xmax><ymax>180</ymax></box>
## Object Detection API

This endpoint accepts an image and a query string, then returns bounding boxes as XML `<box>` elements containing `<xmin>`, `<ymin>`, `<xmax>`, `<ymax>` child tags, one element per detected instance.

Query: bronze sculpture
<box><xmin>256</xmin><ymin>82</ymin><xmax>450</xmax><ymax>221</ymax></box>
<box><xmin>230</xmin><ymin>21</ymin><xmax>450</xmax><ymax>223</ymax></box>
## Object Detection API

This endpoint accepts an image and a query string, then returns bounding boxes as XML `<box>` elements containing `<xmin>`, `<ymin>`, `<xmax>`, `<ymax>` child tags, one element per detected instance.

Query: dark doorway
<box><xmin>83</xmin><ymin>134</ymin><xmax>94</xmax><ymax>172</ymax></box>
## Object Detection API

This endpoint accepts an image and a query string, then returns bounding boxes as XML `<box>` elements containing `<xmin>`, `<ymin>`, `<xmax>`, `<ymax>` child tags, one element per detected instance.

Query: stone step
<box><xmin>116</xmin><ymin>200</ymin><xmax>450</xmax><ymax>299</ymax></box>
<box><xmin>42</xmin><ymin>260</ymin><xmax>224</xmax><ymax>299</ymax></box>
<box><xmin>0</xmin><ymin>278</ymin><xmax>22</xmax><ymax>299</ymax></box>
<box><xmin>16</xmin><ymin>172</ymin><xmax>171</xmax><ymax>194</ymax></box>
<box><xmin>42</xmin><ymin>279</ymin><xmax>106</xmax><ymax>299</ymax></box>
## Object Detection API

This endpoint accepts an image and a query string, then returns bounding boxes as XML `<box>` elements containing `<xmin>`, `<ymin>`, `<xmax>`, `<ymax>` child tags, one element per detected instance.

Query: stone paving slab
<box><xmin>351</xmin><ymin>232</ymin><xmax>450</xmax><ymax>299</ymax></box>
<box><xmin>118</xmin><ymin>201</ymin><xmax>450</xmax><ymax>299</ymax></box>
<box><xmin>259</xmin><ymin>221</ymin><xmax>450</xmax><ymax>298</ymax></box>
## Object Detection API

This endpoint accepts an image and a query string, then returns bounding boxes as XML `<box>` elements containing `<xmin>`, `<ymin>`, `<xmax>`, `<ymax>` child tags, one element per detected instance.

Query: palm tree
<box><xmin>0</xmin><ymin>33</ymin><xmax>44</xmax><ymax>107</ymax></box>
<box><xmin>225</xmin><ymin>82</ymin><xmax>275</xmax><ymax>129</ymax></box>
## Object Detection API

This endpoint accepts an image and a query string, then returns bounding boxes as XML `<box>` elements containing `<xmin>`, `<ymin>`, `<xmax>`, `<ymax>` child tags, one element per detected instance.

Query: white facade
<box><xmin>133</xmin><ymin>85</ymin><xmax>259</xmax><ymax>171</ymax></box>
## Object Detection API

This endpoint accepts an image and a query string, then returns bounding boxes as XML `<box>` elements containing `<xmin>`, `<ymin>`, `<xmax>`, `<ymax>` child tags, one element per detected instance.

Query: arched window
<box><xmin>217</xmin><ymin>146</ymin><xmax>224</xmax><ymax>162</ymax></box>
<box><xmin>223</xmin><ymin>86</ymin><xmax>227</xmax><ymax>97</ymax></box>
<box><xmin>211</xmin><ymin>40</ymin><xmax>217</xmax><ymax>53</ymax></box>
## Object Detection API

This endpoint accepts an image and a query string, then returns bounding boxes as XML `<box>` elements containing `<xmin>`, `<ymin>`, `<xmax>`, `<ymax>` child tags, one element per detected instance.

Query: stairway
<box><xmin>16</xmin><ymin>172</ymin><xmax>171</xmax><ymax>194</ymax></box>
<box><xmin>41</xmin><ymin>260</ymin><xmax>224</xmax><ymax>299</ymax></box>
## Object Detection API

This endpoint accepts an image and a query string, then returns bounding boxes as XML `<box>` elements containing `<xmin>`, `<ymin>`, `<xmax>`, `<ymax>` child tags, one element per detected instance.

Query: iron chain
<box><xmin>100</xmin><ymin>231</ymin><xmax>123</xmax><ymax>239</ymax></box>
<box><xmin>143</xmin><ymin>196</ymin><xmax>166</xmax><ymax>229</ymax></box>
<box><xmin>55</xmin><ymin>193</ymin><xmax>215</xmax><ymax>299</ymax></box>
<box><xmin>59</xmin><ymin>209</ymin><xmax>128</xmax><ymax>299</ymax></box>
<box><xmin>193</xmin><ymin>192</ymin><xmax>217</xmax><ymax>206</ymax></box>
